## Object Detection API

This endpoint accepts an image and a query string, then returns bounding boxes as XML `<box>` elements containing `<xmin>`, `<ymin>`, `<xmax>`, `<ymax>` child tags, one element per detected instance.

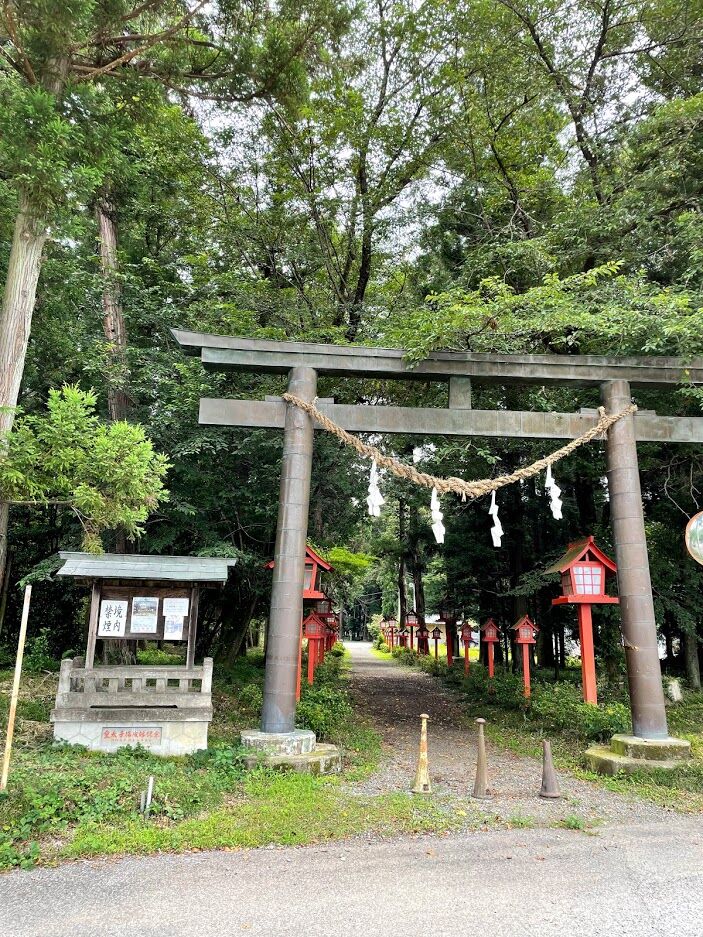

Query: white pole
<box><xmin>1</xmin><ymin>585</ymin><xmax>32</xmax><ymax>791</ymax></box>
<box><xmin>144</xmin><ymin>775</ymin><xmax>155</xmax><ymax>818</ymax></box>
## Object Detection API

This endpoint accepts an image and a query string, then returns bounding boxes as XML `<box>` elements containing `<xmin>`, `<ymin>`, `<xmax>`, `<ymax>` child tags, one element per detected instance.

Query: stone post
<box><xmin>601</xmin><ymin>379</ymin><xmax>669</xmax><ymax>739</ymax></box>
<box><xmin>260</xmin><ymin>366</ymin><xmax>317</xmax><ymax>734</ymax></box>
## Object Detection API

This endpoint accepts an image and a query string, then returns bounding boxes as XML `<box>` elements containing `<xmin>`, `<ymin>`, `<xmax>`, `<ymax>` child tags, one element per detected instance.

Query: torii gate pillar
<box><xmin>261</xmin><ymin>366</ymin><xmax>317</xmax><ymax>733</ymax></box>
<box><xmin>602</xmin><ymin>380</ymin><xmax>669</xmax><ymax>739</ymax></box>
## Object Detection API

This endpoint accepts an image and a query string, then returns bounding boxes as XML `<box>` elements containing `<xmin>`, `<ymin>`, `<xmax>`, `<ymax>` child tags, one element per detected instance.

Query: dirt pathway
<box><xmin>346</xmin><ymin>642</ymin><xmax>672</xmax><ymax>827</ymax></box>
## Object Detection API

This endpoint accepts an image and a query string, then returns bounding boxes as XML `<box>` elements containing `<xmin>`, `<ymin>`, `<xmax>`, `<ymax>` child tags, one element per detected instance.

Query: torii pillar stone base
<box><xmin>585</xmin><ymin>734</ymin><xmax>690</xmax><ymax>775</ymax></box>
<box><xmin>240</xmin><ymin>729</ymin><xmax>341</xmax><ymax>775</ymax></box>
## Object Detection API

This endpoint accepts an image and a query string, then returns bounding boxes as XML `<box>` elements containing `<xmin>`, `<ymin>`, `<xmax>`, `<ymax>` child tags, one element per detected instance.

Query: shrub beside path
<box><xmin>345</xmin><ymin>642</ymin><xmax>671</xmax><ymax>827</ymax></box>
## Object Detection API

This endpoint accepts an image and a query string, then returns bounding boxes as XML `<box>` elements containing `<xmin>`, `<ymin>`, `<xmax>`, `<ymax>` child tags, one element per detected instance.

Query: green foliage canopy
<box><xmin>0</xmin><ymin>385</ymin><xmax>169</xmax><ymax>551</ymax></box>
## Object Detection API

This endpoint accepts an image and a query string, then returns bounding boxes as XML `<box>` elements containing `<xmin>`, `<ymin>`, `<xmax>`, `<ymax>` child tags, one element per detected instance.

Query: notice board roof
<box><xmin>57</xmin><ymin>552</ymin><xmax>237</xmax><ymax>584</ymax></box>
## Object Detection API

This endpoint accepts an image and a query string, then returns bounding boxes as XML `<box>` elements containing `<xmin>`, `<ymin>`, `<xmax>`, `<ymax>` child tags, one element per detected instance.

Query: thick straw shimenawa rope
<box><xmin>282</xmin><ymin>393</ymin><xmax>638</xmax><ymax>501</ymax></box>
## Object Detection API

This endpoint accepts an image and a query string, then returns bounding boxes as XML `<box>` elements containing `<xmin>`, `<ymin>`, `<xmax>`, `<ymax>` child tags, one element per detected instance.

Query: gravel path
<box><xmin>346</xmin><ymin>642</ymin><xmax>672</xmax><ymax>827</ymax></box>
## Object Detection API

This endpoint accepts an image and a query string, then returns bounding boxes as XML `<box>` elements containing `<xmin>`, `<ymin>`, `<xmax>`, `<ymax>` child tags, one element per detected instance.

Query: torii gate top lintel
<box><xmin>171</xmin><ymin>329</ymin><xmax>703</xmax><ymax>388</ymax></box>
<box><xmin>172</xmin><ymin>329</ymin><xmax>703</xmax><ymax>444</ymax></box>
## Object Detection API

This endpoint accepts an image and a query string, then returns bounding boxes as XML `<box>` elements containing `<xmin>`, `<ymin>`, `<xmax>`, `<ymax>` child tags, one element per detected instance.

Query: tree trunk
<box><xmin>408</xmin><ymin>505</ymin><xmax>426</xmax><ymax>623</ymax></box>
<box><xmin>96</xmin><ymin>193</ymin><xmax>135</xmax><ymax>659</ymax></box>
<box><xmin>684</xmin><ymin>628</ymin><xmax>701</xmax><ymax>690</ymax></box>
<box><xmin>0</xmin><ymin>189</ymin><xmax>51</xmax><ymax>592</ymax></box>
<box><xmin>96</xmin><ymin>193</ymin><xmax>129</xmax><ymax>422</ymax></box>
<box><xmin>0</xmin><ymin>549</ymin><xmax>11</xmax><ymax>642</ymax></box>
<box><xmin>397</xmin><ymin>498</ymin><xmax>407</xmax><ymax>622</ymax></box>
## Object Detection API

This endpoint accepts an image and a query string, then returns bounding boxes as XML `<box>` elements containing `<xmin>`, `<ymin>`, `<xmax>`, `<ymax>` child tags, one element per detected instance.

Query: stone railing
<box><xmin>53</xmin><ymin>657</ymin><xmax>213</xmax><ymax>714</ymax></box>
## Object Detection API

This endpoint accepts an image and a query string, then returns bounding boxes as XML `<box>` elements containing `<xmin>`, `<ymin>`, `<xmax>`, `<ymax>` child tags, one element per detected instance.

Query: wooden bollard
<box><xmin>539</xmin><ymin>740</ymin><xmax>561</xmax><ymax>799</ymax></box>
<box><xmin>471</xmin><ymin>717</ymin><xmax>493</xmax><ymax>800</ymax></box>
<box><xmin>412</xmin><ymin>713</ymin><xmax>432</xmax><ymax>794</ymax></box>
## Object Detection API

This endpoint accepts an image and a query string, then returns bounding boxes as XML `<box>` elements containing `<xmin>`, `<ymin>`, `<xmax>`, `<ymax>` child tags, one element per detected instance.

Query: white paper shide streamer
<box><xmin>545</xmin><ymin>464</ymin><xmax>563</xmax><ymax>520</ymax></box>
<box><xmin>488</xmin><ymin>491</ymin><xmax>503</xmax><ymax>548</ymax></box>
<box><xmin>366</xmin><ymin>459</ymin><xmax>385</xmax><ymax>517</ymax></box>
<box><xmin>430</xmin><ymin>487</ymin><xmax>445</xmax><ymax>544</ymax></box>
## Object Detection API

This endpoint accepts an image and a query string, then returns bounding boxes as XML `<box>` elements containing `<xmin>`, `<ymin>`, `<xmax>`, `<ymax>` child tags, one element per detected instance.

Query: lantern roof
<box><xmin>266</xmin><ymin>544</ymin><xmax>333</xmax><ymax>572</ymax></box>
<box><xmin>480</xmin><ymin>617</ymin><xmax>499</xmax><ymax>632</ymax></box>
<box><xmin>545</xmin><ymin>536</ymin><xmax>617</xmax><ymax>576</ymax></box>
<box><xmin>511</xmin><ymin>614</ymin><xmax>539</xmax><ymax>633</ymax></box>
<box><xmin>302</xmin><ymin>611</ymin><xmax>327</xmax><ymax>632</ymax></box>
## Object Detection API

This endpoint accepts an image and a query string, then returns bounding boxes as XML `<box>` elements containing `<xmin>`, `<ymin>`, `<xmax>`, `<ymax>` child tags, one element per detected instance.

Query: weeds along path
<box><xmin>345</xmin><ymin>642</ymin><xmax>671</xmax><ymax>828</ymax></box>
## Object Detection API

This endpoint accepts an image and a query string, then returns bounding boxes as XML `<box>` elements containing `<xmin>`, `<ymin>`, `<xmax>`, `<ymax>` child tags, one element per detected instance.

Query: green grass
<box><xmin>507</xmin><ymin>812</ymin><xmax>535</xmax><ymax>829</ymax></box>
<box><xmin>559</xmin><ymin>814</ymin><xmax>588</xmax><ymax>831</ymax></box>
<box><xmin>62</xmin><ymin>773</ymin><xmax>465</xmax><ymax>860</ymax></box>
<box><xmin>0</xmin><ymin>648</ymin><xmax>391</xmax><ymax>871</ymax></box>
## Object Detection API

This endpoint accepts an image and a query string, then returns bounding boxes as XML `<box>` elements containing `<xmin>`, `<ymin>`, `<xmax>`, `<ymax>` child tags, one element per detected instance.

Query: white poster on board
<box><xmin>163</xmin><ymin>597</ymin><xmax>190</xmax><ymax>618</ymax></box>
<box><xmin>98</xmin><ymin>600</ymin><xmax>128</xmax><ymax>637</ymax></box>
<box><xmin>130</xmin><ymin>596</ymin><xmax>159</xmax><ymax>633</ymax></box>
<box><xmin>164</xmin><ymin>615</ymin><xmax>184</xmax><ymax>641</ymax></box>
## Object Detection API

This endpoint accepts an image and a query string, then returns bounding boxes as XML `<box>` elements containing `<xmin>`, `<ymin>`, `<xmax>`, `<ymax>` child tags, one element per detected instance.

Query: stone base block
<box><xmin>609</xmin><ymin>734</ymin><xmax>691</xmax><ymax>760</ymax></box>
<box><xmin>53</xmin><ymin>719</ymin><xmax>209</xmax><ymax>756</ymax></box>
<box><xmin>586</xmin><ymin>733</ymin><xmax>691</xmax><ymax>776</ymax></box>
<box><xmin>240</xmin><ymin>728</ymin><xmax>316</xmax><ymax>755</ymax></box>
<box><xmin>244</xmin><ymin>743</ymin><xmax>342</xmax><ymax>776</ymax></box>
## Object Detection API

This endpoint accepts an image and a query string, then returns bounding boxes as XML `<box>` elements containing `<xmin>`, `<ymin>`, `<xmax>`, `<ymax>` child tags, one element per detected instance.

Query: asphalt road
<box><xmin>3</xmin><ymin>819</ymin><xmax>703</xmax><ymax>937</ymax></box>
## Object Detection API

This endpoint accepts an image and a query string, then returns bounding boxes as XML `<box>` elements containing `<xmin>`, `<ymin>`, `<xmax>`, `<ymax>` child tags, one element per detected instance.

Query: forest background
<box><xmin>1</xmin><ymin>0</ymin><xmax>703</xmax><ymax>685</ymax></box>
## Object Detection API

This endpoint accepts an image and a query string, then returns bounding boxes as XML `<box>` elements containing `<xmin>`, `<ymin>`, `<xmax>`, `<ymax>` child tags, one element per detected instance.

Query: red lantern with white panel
<box><xmin>460</xmin><ymin>621</ymin><xmax>474</xmax><ymax>677</ymax></box>
<box><xmin>511</xmin><ymin>615</ymin><xmax>539</xmax><ymax>698</ymax></box>
<box><xmin>547</xmin><ymin>536</ymin><xmax>619</xmax><ymax>705</ymax></box>
<box><xmin>480</xmin><ymin>618</ymin><xmax>501</xmax><ymax>680</ymax></box>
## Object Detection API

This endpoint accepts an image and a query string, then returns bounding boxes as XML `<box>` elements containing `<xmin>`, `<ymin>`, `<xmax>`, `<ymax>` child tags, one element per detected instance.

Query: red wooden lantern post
<box><xmin>405</xmin><ymin>610</ymin><xmax>418</xmax><ymax>651</ymax></box>
<box><xmin>398</xmin><ymin>626</ymin><xmax>409</xmax><ymax>649</ymax></box>
<box><xmin>303</xmin><ymin>612</ymin><xmax>327</xmax><ymax>685</ymax></box>
<box><xmin>547</xmin><ymin>536</ymin><xmax>619</xmax><ymax>705</ymax></box>
<box><xmin>439</xmin><ymin>603</ymin><xmax>456</xmax><ymax>667</ymax></box>
<box><xmin>416</xmin><ymin>625</ymin><xmax>430</xmax><ymax>656</ymax></box>
<box><xmin>267</xmin><ymin>547</ymin><xmax>335</xmax><ymax>703</ymax></box>
<box><xmin>460</xmin><ymin>622</ymin><xmax>473</xmax><ymax>677</ymax></box>
<box><xmin>432</xmin><ymin>626</ymin><xmax>442</xmax><ymax>660</ymax></box>
<box><xmin>480</xmin><ymin>618</ymin><xmax>501</xmax><ymax>679</ymax></box>
<box><xmin>385</xmin><ymin>615</ymin><xmax>398</xmax><ymax>651</ymax></box>
<box><xmin>297</xmin><ymin>618</ymin><xmax>304</xmax><ymax>701</ymax></box>
<box><xmin>314</xmin><ymin>599</ymin><xmax>336</xmax><ymax>658</ymax></box>
<box><xmin>512</xmin><ymin>615</ymin><xmax>539</xmax><ymax>698</ymax></box>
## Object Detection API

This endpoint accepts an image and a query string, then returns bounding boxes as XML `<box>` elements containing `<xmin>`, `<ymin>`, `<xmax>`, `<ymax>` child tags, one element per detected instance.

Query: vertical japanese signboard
<box><xmin>97</xmin><ymin>600</ymin><xmax>128</xmax><ymax>637</ymax></box>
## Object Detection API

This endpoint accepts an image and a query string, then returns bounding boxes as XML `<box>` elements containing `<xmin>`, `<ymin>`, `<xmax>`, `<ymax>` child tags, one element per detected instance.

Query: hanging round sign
<box><xmin>685</xmin><ymin>512</ymin><xmax>703</xmax><ymax>566</ymax></box>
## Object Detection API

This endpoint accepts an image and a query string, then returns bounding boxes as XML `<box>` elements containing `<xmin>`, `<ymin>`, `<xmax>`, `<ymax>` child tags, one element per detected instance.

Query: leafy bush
<box><xmin>392</xmin><ymin>647</ymin><xmax>418</xmax><ymax>665</ymax></box>
<box><xmin>392</xmin><ymin>650</ymin><xmax>631</xmax><ymax>742</ymax></box>
<box><xmin>329</xmin><ymin>642</ymin><xmax>345</xmax><ymax>658</ymax></box>
<box><xmin>136</xmin><ymin>646</ymin><xmax>185</xmax><ymax>665</ymax></box>
<box><xmin>463</xmin><ymin>666</ymin><xmax>525</xmax><ymax>710</ymax></box>
<box><xmin>24</xmin><ymin>629</ymin><xmax>58</xmax><ymax>673</ymax></box>
<box><xmin>238</xmin><ymin>683</ymin><xmax>264</xmax><ymax>714</ymax></box>
<box><xmin>527</xmin><ymin>683</ymin><xmax>631</xmax><ymax>741</ymax></box>
<box><xmin>297</xmin><ymin>684</ymin><xmax>353</xmax><ymax>740</ymax></box>
<box><xmin>367</xmin><ymin>617</ymin><xmax>382</xmax><ymax>645</ymax></box>
<box><xmin>296</xmin><ymin>655</ymin><xmax>353</xmax><ymax>740</ymax></box>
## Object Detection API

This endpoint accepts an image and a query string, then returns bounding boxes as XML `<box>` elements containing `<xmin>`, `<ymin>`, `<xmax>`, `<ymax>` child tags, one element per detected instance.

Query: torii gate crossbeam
<box><xmin>174</xmin><ymin>329</ymin><xmax>703</xmax><ymax>743</ymax></box>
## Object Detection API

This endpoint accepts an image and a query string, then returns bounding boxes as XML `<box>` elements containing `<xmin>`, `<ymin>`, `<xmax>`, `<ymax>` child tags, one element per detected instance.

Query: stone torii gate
<box><xmin>174</xmin><ymin>329</ymin><xmax>703</xmax><ymax>758</ymax></box>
